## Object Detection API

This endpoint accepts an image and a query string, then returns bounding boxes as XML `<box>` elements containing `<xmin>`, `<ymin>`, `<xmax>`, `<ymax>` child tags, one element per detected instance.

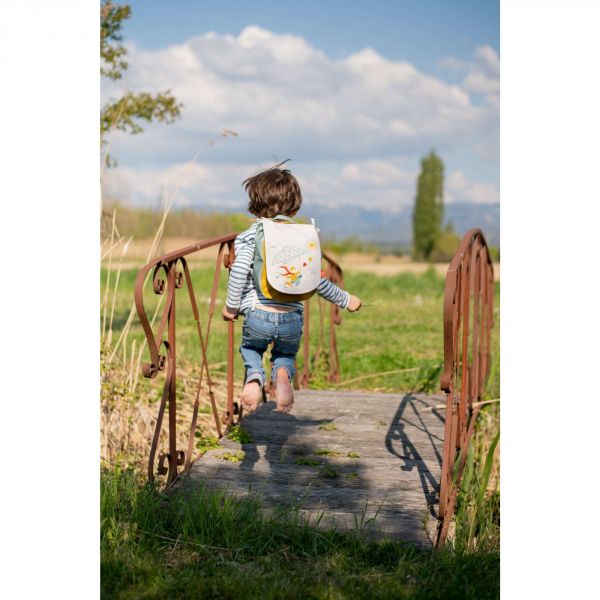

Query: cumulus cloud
<box><xmin>446</xmin><ymin>170</ymin><xmax>499</xmax><ymax>204</ymax></box>
<box><xmin>103</xmin><ymin>27</ymin><xmax>498</xmax><ymax>164</ymax></box>
<box><xmin>102</xmin><ymin>157</ymin><xmax>497</xmax><ymax>212</ymax></box>
<box><xmin>102</xmin><ymin>27</ymin><xmax>499</xmax><ymax>210</ymax></box>
<box><xmin>440</xmin><ymin>45</ymin><xmax>499</xmax><ymax>96</ymax></box>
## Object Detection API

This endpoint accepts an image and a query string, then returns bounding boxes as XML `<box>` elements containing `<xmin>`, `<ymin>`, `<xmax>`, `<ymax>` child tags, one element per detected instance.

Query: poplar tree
<box><xmin>412</xmin><ymin>151</ymin><xmax>444</xmax><ymax>260</ymax></box>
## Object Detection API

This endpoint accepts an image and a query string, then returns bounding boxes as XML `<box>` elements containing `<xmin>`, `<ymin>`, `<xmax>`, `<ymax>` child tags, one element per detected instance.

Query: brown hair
<box><xmin>243</xmin><ymin>165</ymin><xmax>303</xmax><ymax>218</ymax></box>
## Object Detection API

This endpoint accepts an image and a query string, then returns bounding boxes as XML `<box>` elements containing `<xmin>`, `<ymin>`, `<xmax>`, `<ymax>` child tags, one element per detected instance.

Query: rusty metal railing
<box><xmin>435</xmin><ymin>228</ymin><xmax>495</xmax><ymax>547</ymax></box>
<box><xmin>134</xmin><ymin>232</ymin><xmax>344</xmax><ymax>486</ymax></box>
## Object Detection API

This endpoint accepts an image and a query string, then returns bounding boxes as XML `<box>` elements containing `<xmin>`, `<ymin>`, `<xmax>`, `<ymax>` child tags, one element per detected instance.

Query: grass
<box><xmin>101</xmin><ymin>242</ymin><xmax>500</xmax><ymax>594</ymax></box>
<box><xmin>194</xmin><ymin>428</ymin><xmax>220</xmax><ymax>455</ymax></box>
<box><xmin>101</xmin><ymin>467</ymin><xmax>499</xmax><ymax>599</ymax></box>
<box><xmin>100</xmin><ymin>265</ymin><xmax>499</xmax><ymax>393</ymax></box>
<box><xmin>227</xmin><ymin>424</ymin><xmax>253</xmax><ymax>444</ymax></box>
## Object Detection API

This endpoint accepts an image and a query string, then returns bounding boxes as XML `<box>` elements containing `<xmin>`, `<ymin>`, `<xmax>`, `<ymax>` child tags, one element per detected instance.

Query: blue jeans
<box><xmin>240</xmin><ymin>309</ymin><xmax>303</xmax><ymax>387</ymax></box>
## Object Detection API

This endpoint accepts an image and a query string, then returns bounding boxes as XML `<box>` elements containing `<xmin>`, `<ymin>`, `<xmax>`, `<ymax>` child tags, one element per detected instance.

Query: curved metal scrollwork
<box><xmin>134</xmin><ymin>233</ymin><xmax>345</xmax><ymax>487</ymax></box>
<box><xmin>436</xmin><ymin>228</ymin><xmax>495</xmax><ymax>547</ymax></box>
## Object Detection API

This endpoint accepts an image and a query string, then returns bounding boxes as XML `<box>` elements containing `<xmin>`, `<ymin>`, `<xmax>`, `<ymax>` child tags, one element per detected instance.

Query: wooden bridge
<box><xmin>134</xmin><ymin>229</ymin><xmax>494</xmax><ymax>547</ymax></box>
<box><xmin>185</xmin><ymin>390</ymin><xmax>444</xmax><ymax>547</ymax></box>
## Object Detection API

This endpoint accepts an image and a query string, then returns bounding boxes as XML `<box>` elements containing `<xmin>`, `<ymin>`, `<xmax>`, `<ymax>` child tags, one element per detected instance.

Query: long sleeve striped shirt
<box><xmin>225</xmin><ymin>221</ymin><xmax>350</xmax><ymax>315</ymax></box>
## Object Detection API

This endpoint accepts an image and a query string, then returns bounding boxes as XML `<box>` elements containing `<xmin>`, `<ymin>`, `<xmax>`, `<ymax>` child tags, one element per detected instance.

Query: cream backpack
<box><xmin>252</xmin><ymin>216</ymin><xmax>322</xmax><ymax>302</ymax></box>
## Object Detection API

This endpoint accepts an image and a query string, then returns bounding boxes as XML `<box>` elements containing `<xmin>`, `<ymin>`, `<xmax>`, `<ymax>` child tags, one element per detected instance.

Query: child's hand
<box><xmin>222</xmin><ymin>305</ymin><xmax>239</xmax><ymax>321</ymax></box>
<box><xmin>347</xmin><ymin>295</ymin><xmax>362</xmax><ymax>312</ymax></box>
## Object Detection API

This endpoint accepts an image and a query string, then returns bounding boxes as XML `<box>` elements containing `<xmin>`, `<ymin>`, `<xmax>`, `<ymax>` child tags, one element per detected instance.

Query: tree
<box><xmin>431</xmin><ymin>222</ymin><xmax>461</xmax><ymax>262</ymax></box>
<box><xmin>412</xmin><ymin>151</ymin><xmax>444</xmax><ymax>260</ymax></box>
<box><xmin>101</xmin><ymin>1</ymin><xmax>182</xmax><ymax>162</ymax></box>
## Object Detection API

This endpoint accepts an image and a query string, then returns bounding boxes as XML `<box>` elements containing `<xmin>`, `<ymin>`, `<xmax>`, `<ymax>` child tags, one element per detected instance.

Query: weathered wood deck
<box><xmin>183</xmin><ymin>390</ymin><xmax>446</xmax><ymax>547</ymax></box>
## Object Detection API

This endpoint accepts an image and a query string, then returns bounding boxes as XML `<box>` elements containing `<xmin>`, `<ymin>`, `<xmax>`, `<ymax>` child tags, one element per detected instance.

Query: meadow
<box><xmin>100</xmin><ymin>243</ymin><xmax>500</xmax><ymax>598</ymax></box>
<box><xmin>101</xmin><ymin>261</ymin><xmax>499</xmax><ymax>394</ymax></box>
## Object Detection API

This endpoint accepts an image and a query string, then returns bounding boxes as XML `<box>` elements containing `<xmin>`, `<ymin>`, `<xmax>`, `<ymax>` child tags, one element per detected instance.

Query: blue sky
<box><xmin>122</xmin><ymin>0</ymin><xmax>499</xmax><ymax>74</ymax></box>
<box><xmin>103</xmin><ymin>0</ymin><xmax>499</xmax><ymax>212</ymax></box>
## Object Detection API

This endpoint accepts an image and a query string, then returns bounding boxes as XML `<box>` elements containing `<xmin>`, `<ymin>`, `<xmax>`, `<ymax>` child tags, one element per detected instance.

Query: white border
<box><xmin>502</xmin><ymin>1</ymin><xmax>600</xmax><ymax>597</ymax></box>
<box><xmin>1</xmin><ymin>1</ymin><xmax>99</xmax><ymax>597</ymax></box>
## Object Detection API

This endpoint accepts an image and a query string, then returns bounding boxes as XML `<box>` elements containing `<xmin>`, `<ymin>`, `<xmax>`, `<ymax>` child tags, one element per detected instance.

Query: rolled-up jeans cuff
<box><xmin>271</xmin><ymin>364</ymin><xmax>295</xmax><ymax>383</ymax></box>
<box><xmin>245</xmin><ymin>370</ymin><xmax>264</xmax><ymax>387</ymax></box>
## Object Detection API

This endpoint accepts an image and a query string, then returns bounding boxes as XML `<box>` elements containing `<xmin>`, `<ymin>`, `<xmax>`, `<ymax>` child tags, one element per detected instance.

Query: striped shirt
<box><xmin>225</xmin><ymin>221</ymin><xmax>350</xmax><ymax>315</ymax></box>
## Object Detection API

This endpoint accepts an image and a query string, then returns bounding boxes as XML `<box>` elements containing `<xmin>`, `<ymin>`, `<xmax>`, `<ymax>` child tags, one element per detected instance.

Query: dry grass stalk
<box><xmin>101</xmin><ymin>208</ymin><xmax>116</xmax><ymax>339</ymax></box>
<box><xmin>101</xmin><ymin>354</ymin><xmax>241</xmax><ymax>472</ymax></box>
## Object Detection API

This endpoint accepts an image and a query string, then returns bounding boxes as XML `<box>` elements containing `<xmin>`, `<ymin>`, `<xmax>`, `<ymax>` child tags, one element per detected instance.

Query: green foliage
<box><xmin>430</xmin><ymin>224</ymin><xmax>462</xmax><ymax>263</ymax></box>
<box><xmin>100</xmin><ymin>2</ymin><xmax>182</xmax><ymax>156</ymax></box>
<box><xmin>100</xmin><ymin>2</ymin><xmax>131</xmax><ymax>80</ymax></box>
<box><xmin>100</xmin><ymin>92</ymin><xmax>182</xmax><ymax>139</ymax></box>
<box><xmin>454</xmin><ymin>416</ymin><xmax>500</xmax><ymax>552</ymax></box>
<box><xmin>221</xmin><ymin>450</ymin><xmax>245</xmax><ymax>462</ymax></box>
<box><xmin>347</xmin><ymin>451</ymin><xmax>361</xmax><ymax>458</ymax></box>
<box><xmin>194</xmin><ymin>428</ymin><xmax>220</xmax><ymax>454</ymax></box>
<box><xmin>227</xmin><ymin>424</ymin><xmax>253</xmax><ymax>444</ymax></box>
<box><xmin>101</xmin><ymin>467</ymin><xmax>499</xmax><ymax>598</ymax></box>
<box><xmin>412</xmin><ymin>151</ymin><xmax>445</xmax><ymax>260</ymax></box>
<box><xmin>488</xmin><ymin>245</ymin><xmax>500</xmax><ymax>262</ymax></box>
<box><xmin>411</xmin><ymin>362</ymin><xmax>444</xmax><ymax>394</ymax></box>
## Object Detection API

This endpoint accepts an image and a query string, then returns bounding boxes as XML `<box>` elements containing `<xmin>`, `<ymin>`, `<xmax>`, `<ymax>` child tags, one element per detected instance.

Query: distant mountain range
<box><xmin>194</xmin><ymin>202</ymin><xmax>499</xmax><ymax>250</ymax></box>
<box><xmin>307</xmin><ymin>203</ymin><xmax>499</xmax><ymax>249</ymax></box>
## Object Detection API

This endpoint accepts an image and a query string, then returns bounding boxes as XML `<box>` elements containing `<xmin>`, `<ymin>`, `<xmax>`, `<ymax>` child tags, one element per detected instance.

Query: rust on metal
<box><xmin>436</xmin><ymin>228</ymin><xmax>495</xmax><ymax>547</ymax></box>
<box><xmin>134</xmin><ymin>233</ymin><xmax>345</xmax><ymax>486</ymax></box>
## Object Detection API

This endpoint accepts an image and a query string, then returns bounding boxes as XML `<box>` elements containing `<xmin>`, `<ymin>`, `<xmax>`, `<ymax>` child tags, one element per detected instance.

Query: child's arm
<box><xmin>316</xmin><ymin>278</ymin><xmax>361</xmax><ymax>312</ymax></box>
<box><xmin>222</xmin><ymin>229</ymin><xmax>256</xmax><ymax>320</ymax></box>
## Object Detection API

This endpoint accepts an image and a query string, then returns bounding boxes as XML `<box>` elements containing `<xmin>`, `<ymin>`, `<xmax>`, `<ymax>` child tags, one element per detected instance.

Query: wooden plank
<box><xmin>180</xmin><ymin>390</ymin><xmax>445</xmax><ymax>545</ymax></box>
<box><xmin>192</xmin><ymin>454</ymin><xmax>441</xmax><ymax>479</ymax></box>
<box><xmin>188</xmin><ymin>467</ymin><xmax>439</xmax><ymax>498</ymax></box>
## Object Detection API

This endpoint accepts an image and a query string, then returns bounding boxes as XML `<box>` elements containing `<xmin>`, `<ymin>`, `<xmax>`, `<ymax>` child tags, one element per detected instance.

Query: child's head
<box><xmin>243</xmin><ymin>166</ymin><xmax>302</xmax><ymax>218</ymax></box>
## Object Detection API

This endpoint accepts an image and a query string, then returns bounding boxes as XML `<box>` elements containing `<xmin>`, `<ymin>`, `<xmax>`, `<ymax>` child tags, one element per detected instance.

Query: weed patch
<box><xmin>227</xmin><ymin>424</ymin><xmax>253</xmax><ymax>444</ymax></box>
<box><xmin>195</xmin><ymin>428</ymin><xmax>220</xmax><ymax>454</ymax></box>
<box><xmin>221</xmin><ymin>450</ymin><xmax>245</xmax><ymax>462</ymax></box>
<box><xmin>295</xmin><ymin>457</ymin><xmax>321</xmax><ymax>467</ymax></box>
<box><xmin>314</xmin><ymin>448</ymin><xmax>341</xmax><ymax>457</ymax></box>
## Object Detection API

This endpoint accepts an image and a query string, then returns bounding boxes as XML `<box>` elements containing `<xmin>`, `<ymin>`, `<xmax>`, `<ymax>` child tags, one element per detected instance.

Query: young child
<box><xmin>222</xmin><ymin>165</ymin><xmax>362</xmax><ymax>414</ymax></box>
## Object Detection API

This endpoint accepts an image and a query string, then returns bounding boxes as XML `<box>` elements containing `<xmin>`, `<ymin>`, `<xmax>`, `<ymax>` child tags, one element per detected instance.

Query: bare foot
<box><xmin>241</xmin><ymin>381</ymin><xmax>261</xmax><ymax>414</ymax></box>
<box><xmin>274</xmin><ymin>368</ymin><xmax>294</xmax><ymax>414</ymax></box>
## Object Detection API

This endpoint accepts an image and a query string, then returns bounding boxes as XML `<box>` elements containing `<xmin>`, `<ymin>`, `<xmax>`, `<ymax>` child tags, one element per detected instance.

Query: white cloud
<box><xmin>101</xmin><ymin>28</ymin><xmax>499</xmax><ymax>211</ymax></box>
<box><xmin>102</xmin><ymin>157</ymin><xmax>497</xmax><ymax>213</ymax></box>
<box><xmin>440</xmin><ymin>45</ymin><xmax>499</xmax><ymax>96</ymax></box>
<box><xmin>446</xmin><ymin>170</ymin><xmax>499</xmax><ymax>204</ymax></box>
<box><xmin>103</xmin><ymin>27</ymin><xmax>498</xmax><ymax>164</ymax></box>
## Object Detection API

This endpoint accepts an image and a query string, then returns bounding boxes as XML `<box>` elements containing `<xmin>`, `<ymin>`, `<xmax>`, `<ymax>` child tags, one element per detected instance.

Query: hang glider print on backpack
<box><xmin>252</xmin><ymin>216</ymin><xmax>323</xmax><ymax>302</ymax></box>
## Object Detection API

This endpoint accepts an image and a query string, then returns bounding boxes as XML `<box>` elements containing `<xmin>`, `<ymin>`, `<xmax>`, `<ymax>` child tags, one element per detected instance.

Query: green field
<box><xmin>101</xmin><ymin>265</ymin><xmax>499</xmax><ymax>396</ymax></box>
